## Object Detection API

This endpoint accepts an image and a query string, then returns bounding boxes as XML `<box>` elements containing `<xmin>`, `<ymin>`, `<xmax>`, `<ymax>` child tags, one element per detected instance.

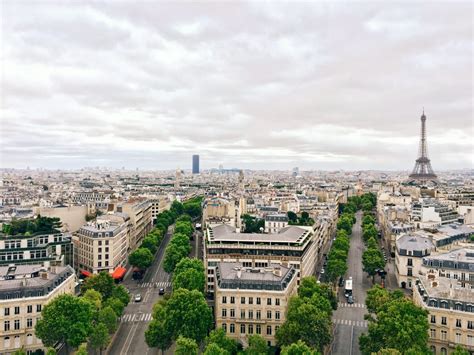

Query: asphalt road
<box><xmin>331</xmin><ymin>211</ymin><xmax>373</xmax><ymax>355</ymax></box>
<box><xmin>108</xmin><ymin>226</ymin><xmax>174</xmax><ymax>355</ymax></box>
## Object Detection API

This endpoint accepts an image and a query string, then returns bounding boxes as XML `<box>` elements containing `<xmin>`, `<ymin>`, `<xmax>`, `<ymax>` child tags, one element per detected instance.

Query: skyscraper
<box><xmin>192</xmin><ymin>155</ymin><xmax>200</xmax><ymax>174</ymax></box>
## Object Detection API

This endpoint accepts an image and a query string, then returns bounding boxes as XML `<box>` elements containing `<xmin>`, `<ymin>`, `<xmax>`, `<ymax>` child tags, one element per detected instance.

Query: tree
<box><xmin>145</xmin><ymin>318</ymin><xmax>173</xmax><ymax>352</ymax></box>
<box><xmin>297</xmin><ymin>278</ymin><xmax>337</xmax><ymax>310</ymax></box>
<box><xmin>204</xmin><ymin>343</ymin><xmax>230</xmax><ymax>355</ymax></box>
<box><xmin>163</xmin><ymin>233</ymin><xmax>191</xmax><ymax>273</ymax></box>
<box><xmin>326</xmin><ymin>258</ymin><xmax>347</xmax><ymax>283</ymax></box>
<box><xmin>141</xmin><ymin>236</ymin><xmax>158</xmax><ymax>254</ymax></box>
<box><xmin>98</xmin><ymin>306</ymin><xmax>118</xmax><ymax>333</ymax></box>
<box><xmin>287</xmin><ymin>211</ymin><xmax>298</xmax><ymax>223</ymax></box>
<box><xmin>111</xmin><ymin>284</ymin><xmax>130</xmax><ymax>306</ymax></box>
<box><xmin>45</xmin><ymin>348</ymin><xmax>57</xmax><ymax>355</ymax></box>
<box><xmin>365</xmin><ymin>285</ymin><xmax>391</xmax><ymax>314</ymax></box>
<box><xmin>171</xmin><ymin>200</ymin><xmax>184</xmax><ymax>215</ymax></box>
<box><xmin>331</xmin><ymin>237</ymin><xmax>350</xmax><ymax>253</ymax></box>
<box><xmin>206</xmin><ymin>328</ymin><xmax>238</xmax><ymax>355</ymax></box>
<box><xmin>375</xmin><ymin>349</ymin><xmax>401</xmax><ymax>355</ymax></box>
<box><xmin>173</xmin><ymin>268</ymin><xmax>205</xmax><ymax>293</ymax></box>
<box><xmin>175</xmin><ymin>221</ymin><xmax>193</xmax><ymax>238</ymax></box>
<box><xmin>281</xmin><ymin>340</ymin><xmax>319</xmax><ymax>355</ymax></box>
<box><xmin>359</xmin><ymin>298</ymin><xmax>429</xmax><ymax>354</ymax></box>
<box><xmin>13</xmin><ymin>349</ymin><xmax>27</xmax><ymax>355</ymax></box>
<box><xmin>362</xmin><ymin>215</ymin><xmax>376</xmax><ymax>227</ymax></box>
<box><xmin>245</xmin><ymin>334</ymin><xmax>269</xmax><ymax>355</ymax></box>
<box><xmin>75</xmin><ymin>344</ymin><xmax>88</xmax><ymax>355</ymax></box>
<box><xmin>452</xmin><ymin>346</ymin><xmax>470</xmax><ymax>355</ymax></box>
<box><xmin>337</xmin><ymin>215</ymin><xmax>353</xmax><ymax>235</ymax></box>
<box><xmin>362</xmin><ymin>248</ymin><xmax>385</xmax><ymax>282</ymax></box>
<box><xmin>81</xmin><ymin>272</ymin><xmax>116</xmax><ymax>299</ymax></box>
<box><xmin>175</xmin><ymin>336</ymin><xmax>198</xmax><ymax>355</ymax></box>
<box><xmin>89</xmin><ymin>323</ymin><xmax>110</xmax><ymax>355</ymax></box>
<box><xmin>103</xmin><ymin>297</ymin><xmax>125</xmax><ymax>317</ymax></box>
<box><xmin>35</xmin><ymin>294</ymin><xmax>94</xmax><ymax>351</ymax></box>
<box><xmin>129</xmin><ymin>247</ymin><xmax>154</xmax><ymax>270</ymax></box>
<box><xmin>367</xmin><ymin>237</ymin><xmax>378</xmax><ymax>250</ymax></box>
<box><xmin>362</xmin><ymin>224</ymin><xmax>377</xmax><ymax>243</ymax></box>
<box><xmin>82</xmin><ymin>289</ymin><xmax>102</xmax><ymax>311</ymax></box>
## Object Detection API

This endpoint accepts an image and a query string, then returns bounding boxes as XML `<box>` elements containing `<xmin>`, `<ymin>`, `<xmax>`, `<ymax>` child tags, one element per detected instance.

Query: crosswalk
<box><xmin>120</xmin><ymin>313</ymin><xmax>153</xmax><ymax>323</ymax></box>
<box><xmin>338</xmin><ymin>302</ymin><xmax>366</xmax><ymax>309</ymax></box>
<box><xmin>138</xmin><ymin>281</ymin><xmax>171</xmax><ymax>289</ymax></box>
<box><xmin>333</xmin><ymin>319</ymin><xmax>368</xmax><ymax>327</ymax></box>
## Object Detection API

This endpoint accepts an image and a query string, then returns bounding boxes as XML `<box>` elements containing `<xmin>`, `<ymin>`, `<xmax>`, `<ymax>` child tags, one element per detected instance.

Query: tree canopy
<box><xmin>129</xmin><ymin>247</ymin><xmax>154</xmax><ymax>270</ymax></box>
<box><xmin>175</xmin><ymin>336</ymin><xmax>199</xmax><ymax>355</ymax></box>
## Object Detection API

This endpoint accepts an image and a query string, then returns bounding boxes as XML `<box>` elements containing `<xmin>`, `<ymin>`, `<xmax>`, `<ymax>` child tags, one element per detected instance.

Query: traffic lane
<box><xmin>331</xmin><ymin>323</ymin><xmax>365</xmax><ymax>355</ymax></box>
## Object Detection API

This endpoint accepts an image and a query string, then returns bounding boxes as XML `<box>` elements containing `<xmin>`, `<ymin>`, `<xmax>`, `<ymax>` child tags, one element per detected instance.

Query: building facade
<box><xmin>264</xmin><ymin>214</ymin><xmax>288</xmax><ymax>234</ymax></box>
<box><xmin>0</xmin><ymin>265</ymin><xmax>76</xmax><ymax>354</ymax></box>
<box><xmin>192</xmin><ymin>155</ymin><xmax>200</xmax><ymax>174</ymax></box>
<box><xmin>117</xmin><ymin>200</ymin><xmax>153</xmax><ymax>250</ymax></box>
<box><xmin>214</xmin><ymin>262</ymin><xmax>297</xmax><ymax>347</ymax></box>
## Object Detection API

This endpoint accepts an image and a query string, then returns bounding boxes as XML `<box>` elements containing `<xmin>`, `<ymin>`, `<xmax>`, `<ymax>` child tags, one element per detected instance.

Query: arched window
<box><xmin>4</xmin><ymin>336</ymin><xmax>10</xmax><ymax>348</ymax></box>
<box><xmin>440</xmin><ymin>347</ymin><xmax>447</xmax><ymax>355</ymax></box>
<box><xmin>14</xmin><ymin>335</ymin><xmax>20</xmax><ymax>348</ymax></box>
<box><xmin>430</xmin><ymin>345</ymin><xmax>436</xmax><ymax>354</ymax></box>
<box><xmin>27</xmin><ymin>333</ymin><xmax>33</xmax><ymax>345</ymax></box>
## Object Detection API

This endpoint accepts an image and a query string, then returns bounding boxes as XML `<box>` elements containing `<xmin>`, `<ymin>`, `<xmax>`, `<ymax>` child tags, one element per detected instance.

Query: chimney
<box><xmin>41</xmin><ymin>272</ymin><xmax>48</xmax><ymax>280</ymax></box>
<box><xmin>273</xmin><ymin>267</ymin><xmax>282</xmax><ymax>277</ymax></box>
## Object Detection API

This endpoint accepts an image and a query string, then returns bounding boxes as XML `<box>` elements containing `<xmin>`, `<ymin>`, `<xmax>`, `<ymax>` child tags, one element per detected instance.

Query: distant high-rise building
<box><xmin>192</xmin><ymin>155</ymin><xmax>200</xmax><ymax>174</ymax></box>
<box><xmin>292</xmin><ymin>167</ymin><xmax>299</xmax><ymax>177</ymax></box>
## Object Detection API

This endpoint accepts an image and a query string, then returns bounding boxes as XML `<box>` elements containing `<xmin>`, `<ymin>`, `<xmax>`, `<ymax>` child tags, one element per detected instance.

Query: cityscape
<box><xmin>1</xmin><ymin>2</ymin><xmax>473</xmax><ymax>355</ymax></box>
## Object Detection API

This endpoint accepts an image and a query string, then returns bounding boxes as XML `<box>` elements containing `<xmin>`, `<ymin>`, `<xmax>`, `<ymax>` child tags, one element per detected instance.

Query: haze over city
<box><xmin>1</xmin><ymin>1</ymin><xmax>472</xmax><ymax>171</ymax></box>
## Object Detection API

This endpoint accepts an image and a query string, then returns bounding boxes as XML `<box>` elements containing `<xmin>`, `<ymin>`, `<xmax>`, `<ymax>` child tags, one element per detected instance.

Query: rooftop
<box><xmin>208</xmin><ymin>224</ymin><xmax>310</xmax><ymax>244</ymax></box>
<box><xmin>396</xmin><ymin>234</ymin><xmax>434</xmax><ymax>252</ymax></box>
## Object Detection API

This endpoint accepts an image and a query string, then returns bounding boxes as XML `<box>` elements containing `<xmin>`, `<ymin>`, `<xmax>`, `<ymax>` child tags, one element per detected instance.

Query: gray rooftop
<box><xmin>396</xmin><ymin>234</ymin><xmax>434</xmax><ymax>252</ymax></box>
<box><xmin>208</xmin><ymin>224</ymin><xmax>310</xmax><ymax>244</ymax></box>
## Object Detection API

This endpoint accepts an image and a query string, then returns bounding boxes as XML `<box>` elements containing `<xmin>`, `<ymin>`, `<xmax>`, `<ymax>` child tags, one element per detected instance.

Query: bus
<box><xmin>344</xmin><ymin>277</ymin><xmax>353</xmax><ymax>298</ymax></box>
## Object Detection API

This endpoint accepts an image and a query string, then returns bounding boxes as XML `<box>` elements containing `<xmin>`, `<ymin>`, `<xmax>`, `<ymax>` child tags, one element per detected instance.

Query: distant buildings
<box><xmin>192</xmin><ymin>155</ymin><xmax>200</xmax><ymax>174</ymax></box>
<box><xmin>0</xmin><ymin>264</ymin><xmax>76</xmax><ymax>354</ymax></box>
<box><xmin>264</xmin><ymin>214</ymin><xmax>288</xmax><ymax>234</ymax></box>
<box><xmin>214</xmin><ymin>262</ymin><xmax>297</xmax><ymax>347</ymax></box>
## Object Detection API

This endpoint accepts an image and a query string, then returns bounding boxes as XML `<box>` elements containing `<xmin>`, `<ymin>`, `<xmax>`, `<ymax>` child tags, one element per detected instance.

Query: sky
<box><xmin>1</xmin><ymin>1</ymin><xmax>473</xmax><ymax>171</ymax></box>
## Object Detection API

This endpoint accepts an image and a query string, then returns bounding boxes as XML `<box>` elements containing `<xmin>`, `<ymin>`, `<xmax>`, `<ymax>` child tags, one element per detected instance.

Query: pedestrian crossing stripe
<box><xmin>337</xmin><ymin>302</ymin><xmax>366</xmax><ymax>308</ymax></box>
<box><xmin>120</xmin><ymin>313</ymin><xmax>153</xmax><ymax>323</ymax></box>
<box><xmin>332</xmin><ymin>319</ymin><xmax>368</xmax><ymax>327</ymax></box>
<box><xmin>139</xmin><ymin>281</ymin><xmax>171</xmax><ymax>288</ymax></box>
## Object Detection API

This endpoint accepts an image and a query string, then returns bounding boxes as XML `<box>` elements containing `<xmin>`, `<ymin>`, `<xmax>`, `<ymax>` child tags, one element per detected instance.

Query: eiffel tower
<box><xmin>409</xmin><ymin>109</ymin><xmax>437</xmax><ymax>183</ymax></box>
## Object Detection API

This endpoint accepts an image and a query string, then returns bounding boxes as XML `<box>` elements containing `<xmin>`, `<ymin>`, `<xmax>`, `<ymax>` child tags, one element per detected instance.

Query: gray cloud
<box><xmin>1</xmin><ymin>1</ymin><xmax>472</xmax><ymax>171</ymax></box>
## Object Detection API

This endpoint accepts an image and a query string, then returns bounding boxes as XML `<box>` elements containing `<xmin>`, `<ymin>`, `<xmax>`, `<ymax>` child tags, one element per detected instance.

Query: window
<box><xmin>441</xmin><ymin>330</ymin><xmax>447</xmax><ymax>341</ymax></box>
<box><xmin>441</xmin><ymin>317</ymin><xmax>447</xmax><ymax>325</ymax></box>
<box><xmin>456</xmin><ymin>319</ymin><xmax>461</xmax><ymax>328</ymax></box>
<box><xmin>275</xmin><ymin>311</ymin><xmax>281</xmax><ymax>320</ymax></box>
<box><xmin>248</xmin><ymin>310</ymin><xmax>253</xmax><ymax>319</ymax></box>
<box><xmin>256</xmin><ymin>324</ymin><xmax>261</xmax><ymax>334</ymax></box>
<box><xmin>256</xmin><ymin>310</ymin><xmax>261</xmax><ymax>320</ymax></box>
<box><xmin>441</xmin><ymin>348</ymin><xmax>447</xmax><ymax>355</ymax></box>
<box><xmin>27</xmin><ymin>318</ymin><xmax>33</xmax><ymax>328</ymax></box>
<box><xmin>249</xmin><ymin>297</ymin><xmax>253</xmax><ymax>305</ymax></box>
<box><xmin>222</xmin><ymin>309</ymin><xmax>227</xmax><ymax>318</ymax></box>
<box><xmin>267</xmin><ymin>310</ymin><xmax>272</xmax><ymax>319</ymax></box>
<box><xmin>267</xmin><ymin>298</ymin><xmax>272</xmax><ymax>306</ymax></box>
<box><xmin>430</xmin><ymin>329</ymin><xmax>436</xmax><ymax>338</ymax></box>
<box><xmin>468</xmin><ymin>321</ymin><xmax>473</xmax><ymax>330</ymax></box>
<box><xmin>467</xmin><ymin>335</ymin><xmax>474</xmax><ymax>346</ymax></box>
<box><xmin>407</xmin><ymin>258</ymin><xmax>413</xmax><ymax>266</ymax></box>
<box><xmin>230</xmin><ymin>323</ymin><xmax>235</xmax><ymax>334</ymax></box>
<box><xmin>27</xmin><ymin>305</ymin><xmax>32</xmax><ymax>314</ymax></box>
<box><xmin>256</xmin><ymin>297</ymin><xmax>261</xmax><ymax>305</ymax></box>
<box><xmin>26</xmin><ymin>334</ymin><xmax>33</xmax><ymax>345</ymax></box>
<box><xmin>14</xmin><ymin>320</ymin><xmax>20</xmax><ymax>330</ymax></box>
<box><xmin>241</xmin><ymin>297</ymin><xmax>245</xmax><ymax>304</ymax></box>
<box><xmin>248</xmin><ymin>324</ymin><xmax>254</xmax><ymax>334</ymax></box>
<box><xmin>37</xmin><ymin>305</ymin><xmax>42</xmax><ymax>312</ymax></box>
<box><xmin>430</xmin><ymin>315</ymin><xmax>436</xmax><ymax>324</ymax></box>
<box><xmin>240</xmin><ymin>324</ymin><xmax>246</xmax><ymax>334</ymax></box>
<box><xmin>407</xmin><ymin>268</ymin><xmax>413</xmax><ymax>277</ymax></box>
<box><xmin>267</xmin><ymin>325</ymin><xmax>272</xmax><ymax>335</ymax></box>
<box><xmin>275</xmin><ymin>298</ymin><xmax>280</xmax><ymax>306</ymax></box>
<box><xmin>230</xmin><ymin>309</ymin><xmax>235</xmax><ymax>318</ymax></box>
<box><xmin>4</xmin><ymin>336</ymin><xmax>10</xmax><ymax>348</ymax></box>
<box><xmin>455</xmin><ymin>333</ymin><xmax>461</xmax><ymax>343</ymax></box>
<box><xmin>230</xmin><ymin>297</ymin><xmax>235</xmax><ymax>304</ymax></box>
<box><xmin>4</xmin><ymin>308</ymin><xmax>10</xmax><ymax>316</ymax></box>
<box><xmin>4</xmin><ymin>320</ymin><xmax>10</xmax><ymax>331</ymax></box>
<box><xmin>222</xmin><ymin>296</ymin><xmax>227</xmax><ymax>304</ymax></box>
<box><xmin>222</xmin><ymin>323</ymin><xmax>227</xmax><ymax>333</ymax></box>
<box><xmin>14</xmin><ymin>307</ymin><xmax>20</xmax><ymax>315</ymax></box>
<box><xmin>241</xmin><ymin>310</ymin><xmax>245</xmax><ymax>319</ymax></box>
<box><xmin>275</xmin><ymin>325</ymin><xmax>280</xmax><ymax>333</ymax></box>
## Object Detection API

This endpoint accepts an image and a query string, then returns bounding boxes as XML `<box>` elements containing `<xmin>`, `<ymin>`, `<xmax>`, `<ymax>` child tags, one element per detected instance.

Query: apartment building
<box><xmin>411</xmin><ymin>200</ymin><xmax>460</xmax><ymax>228</ymax></box>
<box><xmin>117</xmin><ymin>200</ymin><xmax>153</xmax><ymax>250</ymax></box>
<box><xmin>148</xmin><ymin>196</ymin><xmax>170</xmax><ymax>221</ymax></box>
<box><xmin>264</xmin><ymin>214</ymin><xmax>288</xmax><ymax>234</ymax></box>
<box><xmin>202</xmin><ymin>197</ymin><xmax>237</xmax><ymax>228</ymax></box>
<box><xmin>0</xmin><ymin>264</ymin><xmax>76</xmax><ymax>354</ymax></box>
<box><xmin>74</xmin><ymin>213</ymin><xmax>130</xmax><ymax>275</ymax></box>
<box><xmin>204</xmin><ymin>224</ymin><xmax>319</xmax><ymax>292</ymax></box>
<box><xmin>413</xmin><ymin>273</ymin><xmax>474</xmax><ymax>354</ymax></box>
<box><xmin>214</xmin><ymin>262</ymin><xmax>297</xmax><ymax>347</ymax></box>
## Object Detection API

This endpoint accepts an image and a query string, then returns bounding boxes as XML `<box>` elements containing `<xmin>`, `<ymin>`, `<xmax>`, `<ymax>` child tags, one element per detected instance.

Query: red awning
<box><xmin>81</xmin><ymin>270</ymin><xmax>91</xmax><ymax>277</ymax></box>
<box><xmin>112</xmin><ymin>267</ymin><xmax>126</xmax><ymax>280</ymax></box>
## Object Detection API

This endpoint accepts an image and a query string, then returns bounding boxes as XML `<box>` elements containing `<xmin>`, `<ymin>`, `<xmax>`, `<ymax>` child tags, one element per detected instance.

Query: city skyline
<box><xmin>1</xmin><ymin>2</ymin><xmax>473</xmax><ymax>171</ymax></box>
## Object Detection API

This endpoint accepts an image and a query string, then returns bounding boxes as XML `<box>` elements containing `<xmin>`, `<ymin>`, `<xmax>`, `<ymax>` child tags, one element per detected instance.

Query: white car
<box><xmin>134</xmin><ymin>294</ymin><xmax>142</xmax><ymax>302</ymax></box>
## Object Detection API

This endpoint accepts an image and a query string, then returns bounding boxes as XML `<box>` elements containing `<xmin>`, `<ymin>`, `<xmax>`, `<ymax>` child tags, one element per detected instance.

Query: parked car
<box><xmin>158</xmin><ymin>288</ymin><xmax>165</xmax><ymax>295</ymax></box>
<box><xmin>134</xmin><ymin>294</ymin><xmax>142</xmax><ymax>302</ymax></box>
<box><xmin>348</xmin><ymin>295</ymin><xmax>354</xmax><ymax>304</ymax></box>
<box><xmin>338</xmin><ymin>277</ymin><xmax>345</xmax><ymax>287</ymax></box>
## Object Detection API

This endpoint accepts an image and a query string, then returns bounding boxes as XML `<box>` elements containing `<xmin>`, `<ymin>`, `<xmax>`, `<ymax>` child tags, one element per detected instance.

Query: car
<box><xmin>348</xmin><ymin>295</ymin><xmax>354</xmax><ymax>304</ymax></box>
<box><xmin>338</xmin><ymin>277</ymin><xmax>345</xmax><ymax>287</ymax></box>
<box><xmin>158</xmin><ymin>288</ymin><xmax>165</xmax><ymax>295</ymax></box>
<box><xmin>134</xmin><ymin>294</ymin><xmax>142</xmax><ymax>302</ymax></box>
<box><xmin>320</xmin><ymin>268</ymin><xmax>325</xmax><ymax>274</ymax></box>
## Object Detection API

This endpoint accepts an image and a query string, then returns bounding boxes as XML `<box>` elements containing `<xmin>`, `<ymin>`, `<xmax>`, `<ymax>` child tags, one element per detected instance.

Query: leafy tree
<box><xmin>82</xmin><ymin>289</ymin><xmax>102</xmax><ymax>311</ymax></box>
<box><xmin>89</xmin><ymin>322</ymin><xmax>110</xmax><ymax>355</ymax></box>
<box><xmin>245</xmin><ymin>334</ymin><xmax>269</xmax><ymax>355</ymax></box>
<box><xmin>365</xmin><ymin>285</ymin><xmax>391</xmax><ymax>314</ymax></box>
<box><xmin>297</xmin><ymin>277</ymin><xmax>337</xmax><ymax>310</ymax></box>
<box><xmin>337</xmin><ymin>215</ymin><xmax>353</xmax><ymax>235</ymax></box>
<box><xmin>141</xmin><ymin>236</ymin><xmax>158</xmax><ymax>254</ymax></box>
<box><xmin>301</xmin><ymin>211</ymin><xmax>310</xmax><ymax>221</ymax></box>
<box><xmin>452</xmin><ymin>345</ymin><xmax>470</xmax><ymax>355</ymax></box>
<box><xmin>176</xmin><ymin>214</ymin><xmax>192</xmax><ymax>223</ymax></box>
<box><xmin>111</xmin><ymin>284</ymin><xmax>130</xmax><ymax>306</ymax></box>
<box><xmin>326</xmin><ymin>258</ymin><xmax>347</xmax><ymax>283</ymax></box>
<box><xmin>171</xmin><ymin>200</ymin><xmax>184</xmax><ymax>215</ymax></box>
<box><xmin>375</xmin><ymin>350</ymin><xmax>402</xmax><ymax>355</ymax></box>
<box><xmin>13</xmin><ymin>349</ymin><xmax>27</xmax><ymax>355</ymax></box>
<box><xmin>174</xmin><ymin>257</ymin><xmax>205</xmax><ymax>275</ymax></box>
<box><xmin>242</xmin><ymin>214</ymin><xmax>265</xmax><ymax>233</ymax></box>
<box><xmin>129</xmin><ymin>247</ymin><xmax>154</xmax><ymax>270</ymax></box>
<box><xmin>362</xmin><ymin>224</ymin><xmax>378</xmax><ymax>243</ymax></box>
<box><xmin>336</xmin><ymin>229</ymin><xmax>349</xmax><ymax>239</ymax></box>
<box><xmin>163</xmin><ymin>233</ymin><xmax>191</xmax><ymax>273</ymax></box>
<box><xmin>145</xmin><ymin>318</ymin><xmax>173</xmax><ymax>352</ymax></box>
<box><xmin>204</xmin><ymin>343</ymin><xmax>229</xmax><ymax>355</ymax></box>
<box><xmin>328</xmin><ymin>248</ymin><xmax>348</xmax><ymax>261</ymax></box>
<box><xmin>175</xmin><ymin>221</ymin><xmax>193</xmax><ymax>238</ymax></box>
<box><xmin>173</xmin><ymin>268</ymin><xmax>205</xmax><ymax>293</ymax></box>
<box><xmin>183</xmin><ymin>202</ymin><xmax>202</xmax><ymax>218</ymax></box>
<box><xmin>175</xmin><ymin>336</ymin><xmax>199</xmax><ymax>355</ymax></box>
<box><xmin>367</xmin><ymin>237</ymin><xmax>378</xmax><ymax>250</ymax></box>
<box><xmin>206</xmin><ymin>328</ymin><xmax>238</xmax><ymax>355</ymax></box>
<box><xmin>331</xmin><ymin>237</ymin><xmax>350</xmax><ymax>253</ymax></box>
<box><xmin>362</xmin><ymin>215</ymin><xmax>376</xmax><ymax>227</ymax></box>
<box><xmin>45</xmin><ymin>348</ymin><xmax>57</xmax><ymax>355</ymax></box>
<box><xmin>75</xmin><ymin>344</ymin><xmax>88</xmax><ymax>355</ymax></box>
<box><xmin>81</xmin><ymin>272</ymin><xmax>115</xmax><ymax>299</ymax></box>
<box><xmin>287</xmin><ymin>211</ymin><xmax>298</xmax><ymax>223</ymax></box>
<box><xmin>103</xmin><ymin>297</ymin><xmax>125</xmax><ymax>317</ymax></box>
<box><xmin>359</xmin><ymin>298</ymin><xmax>429</xmax><ymax>354</ymax></box>
<box><xmin>281</xmin><ymin>340</ymin><xmax>319</xmax><ymax>355</ymax></box>
<box><xmin>35</xmin><ymin>294</ymin><xmax>94</xmax><ymax>351</ymax></box>
<box><xmin>362</xmin><ymin>248</ymin><xmax>385</xmax><ymax>282</ymax></box>
<box><xmin>98</xmin><ymin>306</ymin><xmax>118</xmax><ymax>333</ymax></box>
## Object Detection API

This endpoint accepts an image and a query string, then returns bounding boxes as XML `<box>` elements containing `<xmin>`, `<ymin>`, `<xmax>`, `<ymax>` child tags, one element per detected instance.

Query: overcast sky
<box><xmin>1</xmin><ymin>1</ymin><xmax>472</xmax><ymax>171</ymax></box>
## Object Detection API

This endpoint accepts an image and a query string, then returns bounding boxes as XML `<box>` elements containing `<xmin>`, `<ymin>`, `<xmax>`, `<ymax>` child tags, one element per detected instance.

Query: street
<box><xmin>107</xmin><ymin>226</ymin><xmax>174</xmax><ymax>355</ymax></box>
<box><xmin>331</xmin><ymin>211</ymin><xmax>372</xmax><ymax>355</ymax></box>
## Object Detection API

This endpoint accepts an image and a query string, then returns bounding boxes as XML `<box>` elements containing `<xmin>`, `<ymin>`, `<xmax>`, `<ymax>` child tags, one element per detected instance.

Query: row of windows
<box><xmin>427</xmin><ymin>299</ymin><xmax>474</xmax><ymax>312</ymax></box>
<box><xmin>430</xmin><ymin>316</ymin><xmax>474</xmax><ymax>329</ymax></box>
<box><xmin>221</xmin><ymin>308</ymin><xmax>281</xmax><ymax>320</ymax></box>
<box><xmin>4</xmin><ymin>318</ymin><xmax>36</xmax><ymax>331</ymax></box>
<box><xmin>222</xmin><ymin>323</ymin><xmax>280</xmax><ymax>336</ymax></box>
<box><xmin>3</xmin><ymin>304</ymin><xmax>42</xmax><ymax>316</ymax></box>
<box><xmin>222</xmin><ymin>296</ymin><xmax>281</xmax><ymax>306</ymax></box>
<box><xmin>430</xmin><ymin>329</ymin><xmax>474</xmax><ymax>345</ymax></box>
<box><xmin>4</xmin><ymin>334</ymin><xmax>36</xmax><ymax>349</ymax></box>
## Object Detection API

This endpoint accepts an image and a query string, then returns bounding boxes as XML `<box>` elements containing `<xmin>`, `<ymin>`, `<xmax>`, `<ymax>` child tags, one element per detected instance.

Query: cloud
<box><xmin>1</xmin><ymin>1</ymin><xmax>472</xmax><ymax>171</ymax></box>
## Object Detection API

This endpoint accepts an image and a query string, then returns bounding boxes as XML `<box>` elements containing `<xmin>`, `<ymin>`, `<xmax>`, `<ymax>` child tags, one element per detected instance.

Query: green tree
<box><xmin>245</xmin><ymin>334</ymin><xmax>269</xmax><ymax>355</ymax></box>
<box><xmin>81</xmin><ymin>272</ymin><xmax>115</xmax><ymax>299</ymax></box>
<box><xmin>98</xmin><ymin>306</ymin><xmax>118</xmax><ymax>333</ymax></box>
<box><xmin>173</xmin><ymin>268</ymin><xmax>205</xmax><ymax>293</ymax></box>
<box><xmin>89</xmin><ymin>322</ymin><xmax>110</xmax><ymax>355</ymax></box>
<box><xmin>129</xmin><ymin>247</ymin><xmax>154</xmax><ymax>270</ymax></box>
<box><xmin>297</xmin><ymin>278</ymin><xmax>337</xmax><ymax>310</ymax></box>
<box><xmin>359</xmin><ymin>298</ymin><xmax>429</xmax><ymax>354</ymax></box>
<box><xmin>362</xmin><ymin>215</ymin><xmax>376</xmax><ymax>227</ymax></box>
<box><xmin>367</xmin><ymin>237</ymin><xmax>378</xmax><ymax>250</ymax></box>
<box><xmin>332</xmin><ymin>237</ymin><xmax>350</xmax><ymax>253</ymax></box>
<box><xmin>206</xmin><ymin>328</ymin><xmax>238</xmax><ymax>355</ymax></box>
<box><xmin>362</xmin><ymin>248</ymin><xmax>385</xmax><ymax>282</ymax></box>
<box><xmin>362</xmin><ymin>224</ymin><xmax>378</xmax><ymax>243</ymax></box>
<box><xmin>326</xmin><ymin>258</ymin><xmax>347</xmax><ymax>283</ymax></box>
<box><xmin>46</xmin><ymin>348</ymin><xmax>57</xmax><ymax>355</ymax></box>
<box><xmin>287</xmin><ymin>211</ymin><xmax>298</xmax><ymax>223</ymax></box>
<box><xmin>281</xmin><ymin>340</ymin><xmax>319</xmax><ymax>355</ymax></box>
<box><xmin>141</xmin><ymin>236</ymin><xmax>158</xmax><ymax>254</ymax></box>
<box><xmin>452</xmin><ymin>345</ymin><xmax>470</xmax><ymax>355</ymax></box>
<box><xmin>103</xmin><ymin>297</ymin><xmax>125</xmax><ymax>317</ymax></box>
<box><xmin>163</xmin><ymin>233</ymin><xmax>191</xmax><ymax>273</ymax></box>
<box><xmin>82</xmin><ymin>289</ymin><xmax>102</xmax><ymax>311</ymax></box>
<box><xmin>175</xmin><ymin>336</ymin><xmax>199</xmax><ymax>355</ymax></box>
<box><xmin>35</xmin><ymin>294</ymin><xmax>94</xmax><ymax>351</ymax></box>
<box><xmin>175</xmin><ymin>221</ymin><xmax>193</xmax><ymax>238</ymax></box>
<box><xmin>176</xmin><ymin>214</ymin><xmax>192</xmax><ymax>223</ymax></box>
<box><xmin>145</xmin><ymin>318</ymin><xmax>173</xmax><ymax>352</ymax></box>
<box><xmin>365</xmin><ymin>285</ymin><xmax>391</xmax><ymax>314</ymax></box>
<box><xmin>13</xmin><ymin>349</ymin><xmax>27</xmax><ymax>355</ymax></box>
<box><xmin>374</xmin><ymin>350</ymin><xmax>402</xmax><ymax>355</ymax></box>
<box><xmin>171</xmin><ymin>200</ymin><xmax>184</xmax><ymax>215</ymax></box>
<box><xmin>337</xmin><ymin>215</ymin><xmax>353</xmax><ymax>235</ymax></box>
<box><xmin>75</xmin><ymin>344</ymin><xmax>88</xmax><ymax>355</ymax></box>
<box><xmin>204</xmin><ymin>343</ymin><xmax>230</xmax><ymax>355</ymax></box>
<box><xmin>111</xmin><ymin>284</ymin><xmax>130</xmax><ymax>306</ymax></box>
